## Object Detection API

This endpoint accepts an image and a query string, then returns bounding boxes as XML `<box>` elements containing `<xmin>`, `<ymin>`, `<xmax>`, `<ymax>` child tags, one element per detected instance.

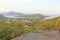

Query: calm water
<box><xmin>45</xmin><ymin>16</ymin><xmax>59</xmax><ymax>20</ymax></box>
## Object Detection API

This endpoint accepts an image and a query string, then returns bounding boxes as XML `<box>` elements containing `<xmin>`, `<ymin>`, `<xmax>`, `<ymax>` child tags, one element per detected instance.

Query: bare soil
<box><xmin>12</xmin><ymin>30</ymin><xmax>60</xmax><ymax>40</ymax></box>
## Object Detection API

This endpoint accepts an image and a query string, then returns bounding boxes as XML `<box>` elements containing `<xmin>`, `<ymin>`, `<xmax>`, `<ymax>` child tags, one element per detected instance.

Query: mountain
<box><xmin>1</xmin><ymin>12</ymin><xmax>45</xmax><ymax>19</ymax></box>
<box><xmin>0</xmin><ymin>15</ymin><xmax>6</xmax><ymax>22</ymax></box>
<box><xmin>0</xmin><ymin>15</ymin><xmax>5</xmax><ymax>18</ymax></box>
<box><xmin>15</xmin><ymin>13</ymin><xmax>45</xmax><ymax>19</ymax></box>
<box><xmin>4</xmin><ymin>12</ymin><xmax>23</xmax><ymax>16</ymax></box>
<box><xmin>2</xmin><ymin>12</ymin><xmax>24</xmax><ymax>17</ymax></box>
<box><xmin>34</xmin><ymin>17</ymin><xmax>60</xmax><ymax>30</ymax></box>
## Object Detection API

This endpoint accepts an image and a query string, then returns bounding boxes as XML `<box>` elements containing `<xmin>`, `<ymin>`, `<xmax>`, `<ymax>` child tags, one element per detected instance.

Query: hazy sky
<box><xmin>0</xmin><ymin>0</ymin><xmax>60</xmax><ymax>16</ymax></box>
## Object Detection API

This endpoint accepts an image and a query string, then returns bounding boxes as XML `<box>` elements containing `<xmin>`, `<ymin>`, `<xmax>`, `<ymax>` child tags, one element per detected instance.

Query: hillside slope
<box><xmin>34</xmin><ymin>17</ymin><xmax>60</xmax><ymax>30</ymax></box>
<box><xmin>11</xmin><ymin>17</ymin><xmax>60</xmax><ymax>40</ymax></box>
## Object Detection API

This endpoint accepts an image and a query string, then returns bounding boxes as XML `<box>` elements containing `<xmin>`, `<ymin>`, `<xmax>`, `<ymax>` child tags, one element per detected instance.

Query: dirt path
<box><xmin>12</xmin><ymin>30</ymin><xmax>60</xmax><ymax>40</ymax></box>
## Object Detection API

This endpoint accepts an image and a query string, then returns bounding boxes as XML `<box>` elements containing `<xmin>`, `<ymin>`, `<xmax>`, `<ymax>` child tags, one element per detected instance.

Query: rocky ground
<box><xmin>12</xmin><ymin>30</ymin><xmax>60</xmax><ymax>40</ymax></box>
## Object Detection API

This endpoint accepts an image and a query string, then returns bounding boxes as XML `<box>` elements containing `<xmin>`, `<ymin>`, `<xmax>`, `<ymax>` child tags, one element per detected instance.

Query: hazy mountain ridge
<box><xmin>0</xmin><ymin>15</ymin><xmax>7</xmax><ymax>22</ymax></box>
<box><xmin>0</xmin><ymin>12</ymin><xmax>45</xmax><ymax>18</ymax></box>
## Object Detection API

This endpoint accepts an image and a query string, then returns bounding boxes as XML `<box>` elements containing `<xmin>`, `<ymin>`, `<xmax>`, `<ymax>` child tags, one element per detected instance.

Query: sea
<box><xmin>45</xmin><ymin>16</ymin><xmax>60</xmax><ymax>20</ymax></box>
